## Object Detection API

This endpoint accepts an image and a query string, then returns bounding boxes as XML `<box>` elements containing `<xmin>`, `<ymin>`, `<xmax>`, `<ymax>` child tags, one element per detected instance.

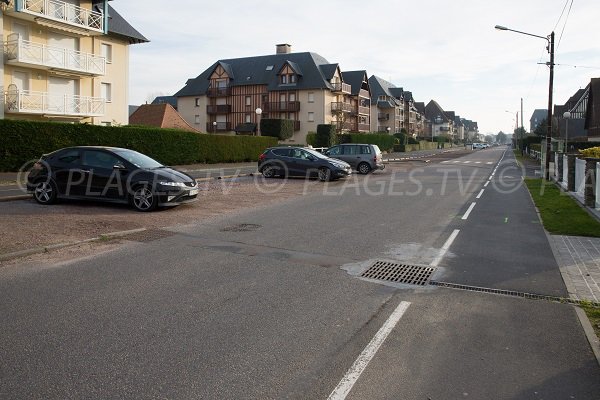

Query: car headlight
<box><xmin>158</xmin><ymin>181</ymin><xmax>187</xmax><ymax>187</ymax></box>
<box><xmin>332</xmin><ymin>163</ymin><xmax>347</xmax><ymax>169</ymax></box>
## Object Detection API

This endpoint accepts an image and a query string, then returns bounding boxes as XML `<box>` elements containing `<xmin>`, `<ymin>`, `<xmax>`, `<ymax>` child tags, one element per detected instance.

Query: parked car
<box><xmin>258</xmin><ymin>147</ymin><xmax>352</xmax><ymax>181</ymax></box>
<box><xmin>323</xmin><ymin>144</ymin><xmax>385</xmax><ymax>174</ymax></box>
<box><xmin>26</xmin><ymin>146</ymin><xmax>199</xmax><ymax>212</ymax></box>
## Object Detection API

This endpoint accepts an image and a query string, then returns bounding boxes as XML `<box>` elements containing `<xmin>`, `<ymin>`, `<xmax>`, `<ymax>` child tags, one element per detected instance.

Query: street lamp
<box><xmin>255</xmin><ymin>107</ymin><xmax>262</xmax><ymax>136</ymax></box>
<box><xmin>505</xmin><ymin>110</ymin><xmax>518</xmax><ymax>149</ymax></box>
<box><xmin>563</xmin><ymin>111</ymin><xmax>571</xmax><ymax>153</ymax></box>
<box><xmin>212</xmin><ymin>121</ymin><xmax>217</xmax><ymax>134</ymax></box>
<box><xmin>495</xmin><ymin>24</ymin><xmax>554</xmax><ymax>180</ymax></box>
<box><xmin>386</xmin><ymin>127</ymin><xmax>391</xmax><ymax>135</ymax></box>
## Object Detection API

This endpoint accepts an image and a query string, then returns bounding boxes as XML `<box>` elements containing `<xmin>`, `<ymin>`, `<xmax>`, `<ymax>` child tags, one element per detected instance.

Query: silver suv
<box><xmin>324</xmin><ymin>144</ymin><xmax>385</xmax><ymax>174</ymax></box>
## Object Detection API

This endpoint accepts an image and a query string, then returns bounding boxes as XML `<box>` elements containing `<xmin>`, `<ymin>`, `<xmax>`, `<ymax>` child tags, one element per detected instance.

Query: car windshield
<box><xmin>113</xmin><ymin>149</ymin><xmax>163</xmax><ymax>169</ymax></box>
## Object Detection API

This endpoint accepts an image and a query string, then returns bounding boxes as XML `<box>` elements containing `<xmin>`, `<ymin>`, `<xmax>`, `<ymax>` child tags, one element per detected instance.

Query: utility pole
<box><xmin>545</xmin><ymin>32</ymin><xmax>554</xmax><ymax>180</ymax></box>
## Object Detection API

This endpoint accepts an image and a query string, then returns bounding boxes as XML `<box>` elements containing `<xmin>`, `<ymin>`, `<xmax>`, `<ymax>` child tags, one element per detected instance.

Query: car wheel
<box><xmin>33</xmin><ymin>180</ymin><xmax>57</xmax><ymax>205</ymax></box>
<box><xmin>318</xmin><ymin>167</ymin><xmax>332</xmax><ymax>182</ymax></box>
<box><xmin>262</xmin><ymin>165</ymin><xmax>275</xmax><ymax>178</ymax></box>
<box><xmin>132</xmin><ymin>185</ymin><xmax>157</xmax><ymax>212</ymax></box>
<box><xmin>358</xmin><ymin>162</ymin><xmax>372</xmax><ymax>174</ymax></box>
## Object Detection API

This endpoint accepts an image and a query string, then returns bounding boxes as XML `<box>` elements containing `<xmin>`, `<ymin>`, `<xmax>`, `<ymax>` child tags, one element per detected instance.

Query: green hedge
<box><xmin>260</xmin><ymin>118</ymin><xmax>294</xmax><ymax>140</ymax></box>
<box><xmin>339</xmin><ymin>133</ymin><xmax>395</xmax><ymax>152</ymax></box>
<box><xmin>0</xmin><ymin>120</ymin><xmax>277</xmax><ymax>171</ymax></box>
<box><xmin>316</xmin><ymin>124</ymin><xmax>337</xmax><ymax>147</ymax></box>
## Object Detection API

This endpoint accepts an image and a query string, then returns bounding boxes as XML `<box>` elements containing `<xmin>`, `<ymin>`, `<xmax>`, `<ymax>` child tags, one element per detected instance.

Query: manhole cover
<box><xmin>124</xmin><ymin>229</ymin><xmax>177</xmax><ymax>243</ymax></box>
<box><xmin>221</xmin><ymin>224</ymin><xmax>261</xmax><ymax>232</ymax></box>
<box><xmin>361</xmin><ymin>261</ymin><xmax>435</xmax><ymax>286</ymax></box>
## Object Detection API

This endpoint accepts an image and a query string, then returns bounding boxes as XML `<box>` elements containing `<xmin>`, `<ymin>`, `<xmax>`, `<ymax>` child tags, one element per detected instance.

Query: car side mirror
<box><xmin>113</xmin><ymin>162</ymin><xmax>126</xmax><ymax>170</ymax></box>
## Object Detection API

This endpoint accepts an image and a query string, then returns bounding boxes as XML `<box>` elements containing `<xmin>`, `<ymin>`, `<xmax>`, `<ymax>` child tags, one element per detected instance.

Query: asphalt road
<box><xmin>1</xmin><ymin>146</ymin><xmax>598</xmax><ymax>399</ymax></box>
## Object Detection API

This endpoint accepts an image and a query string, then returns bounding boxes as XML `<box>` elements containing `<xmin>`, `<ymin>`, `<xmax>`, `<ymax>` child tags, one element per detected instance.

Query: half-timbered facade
<box><xmin>1</xmin><ymin>0</ymin><xmax>147</xmax><ymax>125</ymax></box>
<box><xmin>175</xmin><ymin>44</ymin><xmax>358</xmax><ymax>144</ymax></box>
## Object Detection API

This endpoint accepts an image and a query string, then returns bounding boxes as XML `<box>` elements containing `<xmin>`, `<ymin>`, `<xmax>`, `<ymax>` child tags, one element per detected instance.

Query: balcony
<box><xmin>293</xmin><ymin>120</ymin><xmax>300</xmax><ymax>131</ymax></box>
<box><xmin>9</xmin><ymin>0</ymin><xmax>104</xmax><ymax>34</ymax></box>
<box><xmin>4</xmin><ymin>34</ymin><xmax>105</xmax><ymax>76</ymax></box>
<box><xmin>358</xmin><ymin>105</ymin><xmax>370</xmax><ymax>115</ymax></box>
<box><xmin>334</xmin><ymin>121</ymin><xmax>353</xmax><ymax>131</ymax></box>
<box><xmin>358</xmin><ymin>89</ymin><xmax>370</xmax><ymax>99</ymax></box>
<box><xmin>4</xmin><ymin>89</ymin><xmax>105</xmax><ymax>117</ymax></box>
<box><xmin>357</xmin><ymin>123</ymin><xmax>370</xmax><ymax>132</ymax></box>
<box><xmin>331</xmin><ymin>102</ymin><xmax>353</xmax><ymax>113</ymax></box>
<box><xmin>206</xmin><ymin>122</ymin><xmax>232</xmax><ymax>132</ymax></box>
<box><xmin>262</xmin><ymin>101</ymin><xmax>300</xmax><ymax>112</ymax></box>
<box><xmin>206</xmin><ymin>87</ymin><xmax>231</xmax><ymax>97</ymax></box>
<box><xmin>331</xmin><ymin>82</ymin><xmax>351</xmax><ymax>94</ymax></box>
<box><xmin>206</xmin><ymin>104</ymin><xmax>231</xmax><ymax>114</ymax></box>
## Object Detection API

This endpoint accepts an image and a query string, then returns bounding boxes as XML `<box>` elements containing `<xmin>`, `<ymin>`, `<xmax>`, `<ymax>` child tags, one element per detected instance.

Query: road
<box><xmin>1</xmin><ymin>146</ymin><xmax>598</xmax><ymax>399</ymax></box>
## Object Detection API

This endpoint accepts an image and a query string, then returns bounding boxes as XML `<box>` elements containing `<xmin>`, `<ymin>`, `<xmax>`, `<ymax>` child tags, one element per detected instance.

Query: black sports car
<box><xmin>26</xmin><ymin>146</ymin><xmax>198</xmax><ymax>211</ymax></box>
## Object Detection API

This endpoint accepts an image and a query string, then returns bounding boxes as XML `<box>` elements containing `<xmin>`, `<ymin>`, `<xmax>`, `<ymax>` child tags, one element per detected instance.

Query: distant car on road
<box><xmin>472</xmin><ymin>143</ymin><xmax>488</xmax><ymax>149</ymax></box>
<box><xmin>324</xmin><ymin>143</ymin><xmax>385</xmax><ymax>174</ymax></box>
<box><xmin>27</xmin><ymin>146</ymin><xmax>198</xmax><ymax>212</ymax></box>
<box><xmin>258</xmin><ymin>147</ymin><xmax>352</xmax><ymax>181</ymax></box>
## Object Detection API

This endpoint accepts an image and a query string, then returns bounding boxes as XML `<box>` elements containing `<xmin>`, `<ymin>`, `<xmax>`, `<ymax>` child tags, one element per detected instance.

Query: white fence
<box><xmin>562</xmin><ymin>154</ymin><xmax>569</xmax><ymax>190</ymax></box>
<box><xmin>575</xmin><ymin>158</ymin><xmax>586</xmax><ymax>200</ymax></box>
<box><xmin>4</xmin><ymin>89</ymin><xmax>105</xmax><ymax>117</ymax></box>
<box><xmin>597</xmin><ymin>162</ymin><xmax>600</xmax><ymax>209</ymax></box>
<box><xmin>17</xmin><ymin>0</ymin><xmax>104</xmax><ymax>33</ymax></box>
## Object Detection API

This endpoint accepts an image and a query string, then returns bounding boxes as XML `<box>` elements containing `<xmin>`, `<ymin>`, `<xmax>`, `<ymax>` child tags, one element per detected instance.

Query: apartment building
<box><xmin>174</xmin><ymin>44</ymin><xmax>362</xmax><ymax>144</ymax></box>
<box><xmin>368</xmin><ymin>75</ymin><xmax>404</xmax><ymax>134</ymax></box>
<box><xmin>1</xmin><ymin>0</ymin><xmax>147</xmax><ymax>125</ymax></box>
<box><xmin>340</xmin><ymin>70</ymin><xmax>371</xmax><ymax>133</ymax></box>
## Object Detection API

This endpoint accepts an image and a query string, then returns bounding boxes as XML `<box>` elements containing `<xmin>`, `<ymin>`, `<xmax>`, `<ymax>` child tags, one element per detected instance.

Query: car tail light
<box><xmin>259</xmin><ymin>153</ymin><xmax>266</xmax><ymax>161</ymax></box>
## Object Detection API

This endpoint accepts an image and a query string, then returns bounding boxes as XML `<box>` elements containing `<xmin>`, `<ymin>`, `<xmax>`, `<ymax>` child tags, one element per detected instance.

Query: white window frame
<box><xmin>195</xmin><ymin>98</ymin><xmax>200</xmax><ymax>107</ymax></box>
<box><xmin>194</xmin><ymin>115</ymin><xmax>201</xmax><ymax>124</ymax></box>
<box><xmin>100</xmin><ymin>43</ymin><xmax>112</xmax><ymax>63</ymax></box>
<box><xmin>245</xmin><ymin>96</ymin><xmax>251</xmax><ymax>106</ymax></box>
<box><xmin>308</xmin><ymin>92</ymin><xmax>314</xmax><ymax>103</ymax></box>
<box><xmin>101</xmin><ymin>82</ymin><xmax>112</xmax><ymax>103</ymax></box>
<box><xmin>308</xmin><ymin>112</ymin><xmax>315</xmax><ymax>122</ymax></box>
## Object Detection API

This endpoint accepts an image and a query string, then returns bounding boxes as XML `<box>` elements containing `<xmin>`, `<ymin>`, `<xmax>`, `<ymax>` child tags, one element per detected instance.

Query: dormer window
<box><xmin>378</xmin><ymin>95</ymin><xmax>387</xmax><ymax>101</ymax></box>
<box><xmin>280</xmin><ymin>73</ymin><xmax>297</xmax><ymax>85</ymax></box>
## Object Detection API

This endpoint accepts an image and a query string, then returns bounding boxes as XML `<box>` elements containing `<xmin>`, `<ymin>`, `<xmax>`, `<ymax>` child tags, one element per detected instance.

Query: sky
<box><xmin>113</xmin><ymin>0</ymin><xmax>600</xmax><ymax>136</ymax></box>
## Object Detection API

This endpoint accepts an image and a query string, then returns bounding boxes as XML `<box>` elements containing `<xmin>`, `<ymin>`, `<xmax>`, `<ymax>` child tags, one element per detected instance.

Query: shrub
<box><xmin>579</xmin><ymin>146</ymin><xmax>600</xmax><ymax>158</ymax></box>
<box><xmin>315</xmin><ymin>124</ymin><xmax>337</xmax><ymax>147</ymax></box>
<box><xmin>306</xmin><ymin>132</ymin><xmax>316</xmax><ymax>146</ymax></box>
<box><xmin>260</xmin><ymin>118</ymin><xmax>294</xmax><ymax>140</ymax></box>
<box><xmin>340</xmin><ymin>133</ymin><xmax>395</xmax><ymax>152</ymax></box>
<box><xmin>0</xmin><ymin>120</ymin><xmax>277</xmax><ymax>171</ymax></box>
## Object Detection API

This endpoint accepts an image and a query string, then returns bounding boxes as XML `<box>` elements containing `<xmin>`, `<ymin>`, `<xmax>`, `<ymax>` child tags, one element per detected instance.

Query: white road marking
<box><xmin>484</xmin><ymin>181</ymin><xmax>490</xmax><ymax>187</ymax></box>
<box><xmin>327</xmin><ymin>301</ymin><xmax>412</xmax><ymax>400</ymax></box>
<box><xmin>462</xmin><ymin>202</ymin><xmax>476</xmax><ymax>220</ymax></box>
<box><xmin>463</xmin><ymin>161</ymin><xmax>471</xmax><ymax>164</ymax></box>
<box><xmin>431</xmin><ymin>229</ymin><xmax>461</xmax><ymax>267</ymax></box>
<box><xmin>476</xmin><ymin>189</ymin><xmax>484</xmax><ymax>199</ymax></box>
<box><xmin>475</xmin><ymin>161</ymin><xmax>481</xmax><ymax>164</ymax></box>
<box><xmin>486</xmin><ymin>162</ymin><xmax>493</xmax><ymax>165</ymax></box>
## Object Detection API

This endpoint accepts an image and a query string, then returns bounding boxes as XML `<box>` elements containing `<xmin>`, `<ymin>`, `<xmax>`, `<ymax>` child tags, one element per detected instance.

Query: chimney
<box><xmin>276</xmin><ymin>43</ymin><xmax>292</xmax><ymax>54</ymax></box>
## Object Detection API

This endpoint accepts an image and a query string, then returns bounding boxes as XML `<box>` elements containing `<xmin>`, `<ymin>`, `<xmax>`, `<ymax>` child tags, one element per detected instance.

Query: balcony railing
<box><xmin>206</xmin><ymin>122</ymin><xmax>232</xmax><ymax>132</ymax></box>
<box><xmin>334</xmin><ymin>121</ymin><xmax>353</xmax><ymax>130</ymax></box>
<box><xmin>262</xmin><ymin>101</ymin><xmax>300</xmax><ymax>112</ymax></box>
<box><xmin>4</xmin><ymin>35</ymin><xmax>105</xmax><ymax>76</ymax></box>
<box><xmin>15</xmin><ymin>0</ymin><xmax>104</xmax><ymax>33</ymax></box>
<box><xmin>4</xmin><ymin>89</ymin><xmax>105</xmax><ymax>117</ymax></box>
<box><xmin>358</xmin><ymin>89</ymin><xmax>370</xmax><ymax>99</ymax></box>
<box><xmin>206</xmin><ymin>87</ymin><xmax>231</xmax><ymax>97</ymax></box>
<box><xmin>358</xmin><ymin>105</ymin><xmax>370</xmax><ymax>115</ymax></box>
<box><xmin>357</xmin><ymin>123</ymin><xmax>370</xmax><ymax>132</ymax></box>
<box><xmin>293</xmin><ymin>120</ymin><xmax>300</xmax><ymax>131</ymax></box>
<box><xmin>206</xmin><ymin>104</ymin><xmax>231</xmax><ymax>114</ymax></box>
<box><xmin>331</xmin><ymin>102</ymin><xmax>353</xmax><ymax>113</ymax></box>
<box><xmin>331</xmin><ymin>82</ymin><xmax>351</xmax><ymax>94</ymax></box>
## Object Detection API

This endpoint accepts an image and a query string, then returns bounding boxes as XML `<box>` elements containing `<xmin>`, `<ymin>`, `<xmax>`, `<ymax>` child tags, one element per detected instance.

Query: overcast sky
<box><xmin>114</xmin><ymin>0</ymin><xmax>599</xmax><ymax>136</ymax></box>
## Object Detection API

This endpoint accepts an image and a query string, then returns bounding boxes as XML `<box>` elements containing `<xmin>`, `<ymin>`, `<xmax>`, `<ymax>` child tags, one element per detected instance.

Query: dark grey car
<box><xmin>258</xmin><ymin>147</ymin><xmax>351</xmax><ymax>181</ymax></box>
<box><xmin>324</xmin><ymin>144</ymin><xmax>385</xmax><ymax>174</ymax></box>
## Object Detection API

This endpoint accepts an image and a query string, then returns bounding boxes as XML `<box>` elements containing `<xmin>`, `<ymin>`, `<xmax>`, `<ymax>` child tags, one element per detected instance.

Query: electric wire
<box><xmin>556</xmin><ymin>0</ymin><xmax>574</xmax><ymax>50</ymax></box>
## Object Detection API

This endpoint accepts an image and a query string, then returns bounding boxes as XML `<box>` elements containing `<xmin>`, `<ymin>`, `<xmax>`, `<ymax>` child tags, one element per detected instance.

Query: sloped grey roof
<box><xmin>414</xmin><ymin>102</ymin><xmax>426</xmax><ymax>114</ymax></box>
<box><xmin>151</xmin><ymin>96</ymin><xmax>177</xmax><ymax>109</ymax></box>
<box><xmin>319</xmin><ymin>64</ymin><xmax>339</xmax><ymax>81</ymax></box>
<box><xmin>368</xmin><ymin>75</ymin><xmax>401</xmax><ymax>107</ymax></box>
<box><xmin>389</xmin><ymin>87</ymin><xmax>404</xmax><ymax>100</ymax></box>
<box><xmin>106</xmin><ymin>5</ymin><xmax>148</xmax><ymax>44</ymax></box>
<box><xmin>286</xmin><ymin>61</ymin><xmax>303</xmax><ymax>76</ymax></box>
<box><xmin>342</xmin><ymin>70</ymin><xmax>370</xmax><ymax>96</ymax></box>
<box><xmin>403</xmin><ymin>91</ymin><xmax>414</xmax><ymax>103</ymax></box>
<box><xmin>174</xmin><ymin>52</ymin><xmax>336</xmax><ymax>97</ymax></box>
<box><xmin>530</xmin><ymin>109</ymin><xmax>548</xmax><ymax>123</ymax></box>
<box><xmin>425</xmin><ymin>100</ymin><xmax>450</xmax><ymax>122</ymax></box>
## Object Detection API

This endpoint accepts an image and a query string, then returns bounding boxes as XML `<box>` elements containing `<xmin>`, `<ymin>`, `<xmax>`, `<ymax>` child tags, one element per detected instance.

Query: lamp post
<box><xmin>505</xmin><ymin>110</ymin><xmax>518</xmax><ymax>149</ymax></box>
<box><xmin>386</xmin><ymin>126</ymin><xmax>391</xmax><ymax>135</ymax></box>
<box><xmin>563</xmin><ymin>111</ymin><xmax>571</xmax><ymax>153</ymax></box>
<box><xmin>255</xmin><ymin>107</ymin><xmax>262</xmax><ymax>136</ymax></box>
<box><xmin>495</xmin><ymin>24</ymin><xmax>554</xmax><ymax>180</ymax></box>
<box><xmin>212</xmin><ymin>121</ymin><xmax>217</xmax><ymax>134</ymax></box>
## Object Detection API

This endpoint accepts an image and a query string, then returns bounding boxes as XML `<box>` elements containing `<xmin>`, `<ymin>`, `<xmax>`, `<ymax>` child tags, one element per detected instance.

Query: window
<box><xmin>195</xmin><ymin>98</ymin><xmax>200</xmax><ymax>107</ymax></box>
<box><xmin>360</xmin><ymin>145</ymin><xmax>372</xmax><ymax>155</ymax></box>
<box><xmin>245</xmin><ymin>114</ymin><xmax>251</xmax><ymax>123</ymax></box>
<box><xmin>327</xmin><ymin>146</ymin><xmax>340</xmax><ymax>156</ymax></box>
<box><xmin>378</xmin><ymin>95</ymin><xmax>386</xmax><ymax>101</ymax></box>
<box><xmin>245</xmin><ymin>96</ymin><xmax>251</xmax><ymax>106</ymax></box>
<box><xmin>57</xmin><ymin>149</ymin><xmax>80</xmax><ymax>164</ymax></box>
<box><xmin>100</xmin><ymin>43</ymin><xmax>112</xmax><ymax>63</ymax></box>
<box><xmin>342</xmin><ymin>145</ymin><xmax>358</xmax><ymax>155</ymax></box>
<box><xmin>101</xmin><ymin>83</ymin><xmax>112</xmax><ymax>102</ymax></box>
<box><xmin>82</xmin><ymin>150</ymin><xmax>120</xmax><ymax>170</ymax></box>
<box><xmin>290</xmin><ymin>74</ymin><xmax>296</xmax><ymax>83</ymax></box>
<box><xmin>308</xmin><ymin>112</ymin><xmax>315</xmax><ymax>122</ymax></box>
<box><xmin>194</xmin><ymin>115</ymin><xmax>200</xmax><ymax>124</ymax></box>
<box><xmin>281</xmin><ymin>75</ymin><xmax>287</xmax><ymax>84</ymax></box>
<box><xmin>308</xmin><ymin>92</ymin><xmax>314</xmax><ymax>103</ymax></box>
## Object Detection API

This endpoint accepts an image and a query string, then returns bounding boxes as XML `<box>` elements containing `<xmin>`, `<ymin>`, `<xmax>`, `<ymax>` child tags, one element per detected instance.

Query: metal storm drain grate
<box><xmin>361</xmin><ymin>261</ymin><xmax>436</xmax><ymax>286</ymax></box>
<box><xmin>124</xmin><ymin>229</ymin><xmax>177</xmax><ymax>243</ymax></box>
<box><xmin>220</xmin><ymin>224</ymin><xmax>261</xmax><ymax>232</ymax></box>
